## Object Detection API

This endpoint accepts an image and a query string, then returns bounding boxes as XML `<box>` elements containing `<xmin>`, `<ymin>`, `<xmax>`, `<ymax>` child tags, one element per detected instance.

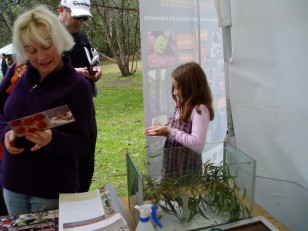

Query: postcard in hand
<box><xmin>8</xmin><ymin>105</ymin><xmax>75</xmax><ymax>137</ymax></box>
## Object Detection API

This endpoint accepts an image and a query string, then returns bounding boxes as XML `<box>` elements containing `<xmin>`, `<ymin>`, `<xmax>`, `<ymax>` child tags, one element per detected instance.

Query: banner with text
<box><xmin>139</xmin><ymin>0</ymin><xmax>226</xmax><ymax>171</ymax></box>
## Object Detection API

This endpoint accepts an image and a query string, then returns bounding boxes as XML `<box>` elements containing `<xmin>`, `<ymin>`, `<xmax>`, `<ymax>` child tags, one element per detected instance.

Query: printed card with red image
<box><xmin>8</xmin><ymin>105</ymin><xmax>75</xmax><ymax>137</ymax></box>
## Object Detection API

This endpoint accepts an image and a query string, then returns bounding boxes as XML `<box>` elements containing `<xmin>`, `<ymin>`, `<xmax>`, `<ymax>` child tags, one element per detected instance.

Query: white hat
<box><xmin>61</xmin><ymin>0</ymin><xmax>92</xmax><ymax>18</ymax></box>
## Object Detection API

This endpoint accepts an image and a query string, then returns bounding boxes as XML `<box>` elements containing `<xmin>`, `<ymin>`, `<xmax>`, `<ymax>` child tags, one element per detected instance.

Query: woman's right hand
<box><xmin>4</xmin><ymin>130</ymin><xmax>24</xmax><ymax>155</ymax></box>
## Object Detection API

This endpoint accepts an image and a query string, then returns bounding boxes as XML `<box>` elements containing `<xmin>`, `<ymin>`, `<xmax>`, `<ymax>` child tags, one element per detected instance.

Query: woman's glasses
<box><xmin>64</xmin><ymin>7</ymin><xmax>89</xmax><ymax>21</ymax></box>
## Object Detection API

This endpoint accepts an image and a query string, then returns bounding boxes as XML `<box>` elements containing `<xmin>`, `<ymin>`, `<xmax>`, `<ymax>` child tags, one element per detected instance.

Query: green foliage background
<box><xmin>0</xmin><ymin>0</ymin><xmax>140</xmax><ymax>66</ymax></box>
<box><xmin>90</xmin><ymin>61</ymin><xmax>146</xmax><ymax>197</ymax></box>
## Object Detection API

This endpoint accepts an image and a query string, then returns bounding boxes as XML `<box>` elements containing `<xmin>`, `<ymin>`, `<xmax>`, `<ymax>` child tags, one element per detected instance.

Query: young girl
<box><xmin>145</xmin><ymin>62</ymin><xmax>214</xmax><ymax>179</ymax></box>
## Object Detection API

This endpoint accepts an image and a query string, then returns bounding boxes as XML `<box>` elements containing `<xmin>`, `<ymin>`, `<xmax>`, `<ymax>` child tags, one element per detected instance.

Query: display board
<box><xmin>126</xmin><ymin>153</ymin><xmax>143</xmax><ymax>224</ymax></box>
<box><xmin>139</xmin><ymin>0</ymin><xmax>227</xmax><ymax>159</ymax></box>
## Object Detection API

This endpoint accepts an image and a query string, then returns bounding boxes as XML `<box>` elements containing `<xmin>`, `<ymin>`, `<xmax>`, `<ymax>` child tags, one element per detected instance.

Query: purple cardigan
<box><xmin>0</xmin><ymin>56</ymin><xmax>93</xmax><ymax>198</ymax></box>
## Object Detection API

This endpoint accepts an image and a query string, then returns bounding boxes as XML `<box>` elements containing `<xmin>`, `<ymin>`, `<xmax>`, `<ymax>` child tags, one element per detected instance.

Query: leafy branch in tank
<box><xmin>143</xmin><ymin>161</ymin><xmax>251</xmax><ymax>223</ymax></box>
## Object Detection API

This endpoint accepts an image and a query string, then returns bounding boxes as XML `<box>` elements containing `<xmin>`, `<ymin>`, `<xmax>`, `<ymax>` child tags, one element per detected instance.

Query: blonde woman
<box><xmin>0</xmin><ymin>5</ymin><xmax>93</xmax><ymax>215</ymax></box>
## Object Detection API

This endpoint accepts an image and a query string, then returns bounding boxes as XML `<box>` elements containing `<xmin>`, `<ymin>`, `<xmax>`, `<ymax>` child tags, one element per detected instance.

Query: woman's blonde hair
<box><xmin>13</xmin><ymin>5</ymin><xmax>74</xmax><ymax>64</ymax></box>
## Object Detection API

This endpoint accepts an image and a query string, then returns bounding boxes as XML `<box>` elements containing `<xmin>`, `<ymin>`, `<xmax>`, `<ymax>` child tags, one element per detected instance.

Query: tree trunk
<box><xmin>94</xmin><ymin>4</ymin><xmax>132</xmax><ymax>76</ymax></box>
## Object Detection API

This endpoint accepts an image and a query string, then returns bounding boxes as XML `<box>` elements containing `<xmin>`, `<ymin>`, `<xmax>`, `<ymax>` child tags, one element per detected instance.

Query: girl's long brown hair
<box><xmin>171</xmin><ymin>62</ymin><xmax>214</xmax><ymax>122</ymax></box>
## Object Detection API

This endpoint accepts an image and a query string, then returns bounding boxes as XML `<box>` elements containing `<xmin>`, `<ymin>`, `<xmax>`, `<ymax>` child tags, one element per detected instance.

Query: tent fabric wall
<box><xmin>223</xmin><ymin>0</ymin><xmax>308</xmax><ymax>229</ymax></box>
<box><xmin>0</xmin><ymin>44</ymin><xmax>14</xmax><ymax>55</ymax></box>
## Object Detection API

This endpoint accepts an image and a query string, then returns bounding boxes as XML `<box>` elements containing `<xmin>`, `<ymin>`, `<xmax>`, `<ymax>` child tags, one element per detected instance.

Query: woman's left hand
<box><xmin>25</xmin><ymin>129</ymin><xmax>52</xmax><ymax>151</ymax></box>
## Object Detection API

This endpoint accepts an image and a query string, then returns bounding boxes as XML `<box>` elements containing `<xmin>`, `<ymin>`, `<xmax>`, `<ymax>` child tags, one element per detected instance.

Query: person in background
<box><xmin>0</xmin><ymin>5</ymin><xmax>93</xmax><ymax>215</ymax></box>
<box><xmin>1</xmin><ymin>53</ymin><xmax>9</xmax><ymax>77</ymax></box>
<box><xmin>145</xmin><ymin>62</ymin><xmax>214</xmax><ymax>179</ymax></box>
<box><xmin>58</xmin><ymin>0</ymin><xmax>102</xmax><ymax>193</ymax></box>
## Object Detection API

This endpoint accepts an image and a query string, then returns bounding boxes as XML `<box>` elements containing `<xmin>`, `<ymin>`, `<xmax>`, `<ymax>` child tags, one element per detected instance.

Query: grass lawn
<box><xmin>90</xmin><ymin>61</ymin><xmax>147</xmax><ymax>197</ymax></box>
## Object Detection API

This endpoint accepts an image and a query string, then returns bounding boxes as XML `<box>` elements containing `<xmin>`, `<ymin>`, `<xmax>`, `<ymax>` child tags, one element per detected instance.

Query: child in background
<box><xmin>145</xmin><ymin>62</ymin><xmax>214</xmax><ymax>179</ymax></box>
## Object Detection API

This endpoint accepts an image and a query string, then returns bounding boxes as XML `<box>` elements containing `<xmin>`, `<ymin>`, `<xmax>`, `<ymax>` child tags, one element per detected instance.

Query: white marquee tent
<box><xmin>0</xmin><ymin>44</ymin><xmax>14</xmax><ymax>55</ymax></box>
<box><xmin>216</xmin><ymin>0</ymin><xmax>308</xmax><ymax>230</ymax></box>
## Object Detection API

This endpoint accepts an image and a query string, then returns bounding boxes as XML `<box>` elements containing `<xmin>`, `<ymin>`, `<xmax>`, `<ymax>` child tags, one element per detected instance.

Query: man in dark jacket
<box><xmin>58</xmin><ymin>0</ymin><xmax>102</xmax><ymax>192</ymax></box>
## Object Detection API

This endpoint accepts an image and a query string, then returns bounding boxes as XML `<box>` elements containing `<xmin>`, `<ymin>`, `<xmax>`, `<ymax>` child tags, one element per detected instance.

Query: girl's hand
<box><xmin>144</xmin><ymin>125</ymin><xmax>171</xmax><ymax>136</ymax></box>
<box><xmin>4</xmin><ymin>130</ymin><xmax>24</xmax><ymax>155</ymax></box>
<box><xmin>25</xmin><ymin>129</ymin><xmax>52</xmax><ymax>151</ymax></box>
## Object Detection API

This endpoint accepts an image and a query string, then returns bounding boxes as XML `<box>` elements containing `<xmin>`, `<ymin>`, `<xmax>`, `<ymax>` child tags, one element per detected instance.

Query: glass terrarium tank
<box><xmin>127</xmin><ymin>141</ymin><xmax>256</xmax><ymax>230</ymax></box>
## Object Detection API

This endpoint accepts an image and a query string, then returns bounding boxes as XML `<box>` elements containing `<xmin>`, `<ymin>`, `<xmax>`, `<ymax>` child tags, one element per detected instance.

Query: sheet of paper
<box><xmin>59</xmin><ymin>190</ymin><xmax>105</xmax><ymax>231</ymax></box>
<box><xmin>59</xmin><ymin>189</ymin><xmax>126</xmax><ymax>231</ymax></box>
